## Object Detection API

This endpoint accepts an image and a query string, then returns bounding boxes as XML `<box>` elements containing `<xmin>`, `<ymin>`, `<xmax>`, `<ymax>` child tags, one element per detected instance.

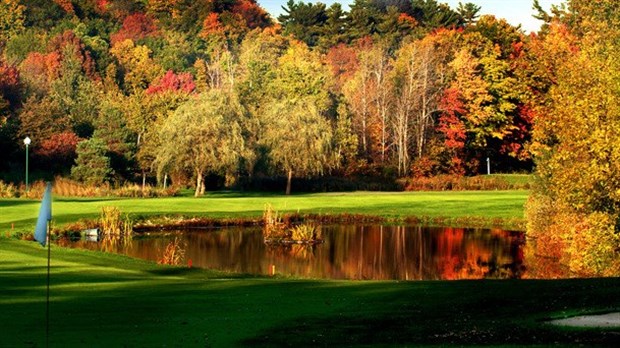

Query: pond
<box><xmin>59</xmin><ymin>225</ymin><xmax>549</xmax><ymax>280</ymax></box>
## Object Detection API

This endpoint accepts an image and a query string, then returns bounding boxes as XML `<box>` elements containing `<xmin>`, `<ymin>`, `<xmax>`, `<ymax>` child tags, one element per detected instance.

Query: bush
<box><xmin>0</xmin><ymin>180</ymin><xmax>18</xmax><ymax>198</ymax></box>
<box><xmin>403</xmin><ymin>174</ymin><xmax>531</xmax><ymax>191</ymax></box>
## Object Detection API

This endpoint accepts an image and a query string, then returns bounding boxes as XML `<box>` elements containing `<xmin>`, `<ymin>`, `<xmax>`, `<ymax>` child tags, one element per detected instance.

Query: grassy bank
<box><xmin>1</xmin><ymin>190</ymin><xmax>528</xmax><ymax>234</ymax></box>
<box><xmin>1</xmin><ymin>239</ymin><xmax>619</xmax><ymax>347</ymax></box>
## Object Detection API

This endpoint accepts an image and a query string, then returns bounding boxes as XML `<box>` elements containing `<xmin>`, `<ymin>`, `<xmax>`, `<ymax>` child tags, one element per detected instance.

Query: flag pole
<box><xmin>46</xmin><ymin>222</ymin><xmax>51</xmax><ymax>348</ymax></box>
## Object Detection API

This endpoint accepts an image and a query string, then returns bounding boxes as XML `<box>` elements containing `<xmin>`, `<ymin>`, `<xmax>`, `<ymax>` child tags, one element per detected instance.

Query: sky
<box><xmin>257</xmin><ymin>0</ymin><xmax>565</xmax><ymax>33</ymax></box>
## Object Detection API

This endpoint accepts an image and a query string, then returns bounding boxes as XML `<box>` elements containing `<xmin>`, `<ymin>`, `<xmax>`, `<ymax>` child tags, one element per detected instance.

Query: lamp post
<box><xmin>24</xmin><ymin>136</ymin><xmax>31</xmax><ymax>191</ymax></box>
<box><xmin>486</xmin><ymin>157</ymin><xmax>490</xmax><ymax>175</ymax></box>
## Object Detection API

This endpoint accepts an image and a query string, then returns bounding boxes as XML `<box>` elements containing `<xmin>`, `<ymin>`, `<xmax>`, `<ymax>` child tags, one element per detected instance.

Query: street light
<box><xmin>486</xmin><ymin>157</ymin><xmax>490</xmax><ymax>175</ymax></box>
<box><xmin>24</xmin><ymin>136</ymin><xmax>31</xmax><ymax>191</ymax></box>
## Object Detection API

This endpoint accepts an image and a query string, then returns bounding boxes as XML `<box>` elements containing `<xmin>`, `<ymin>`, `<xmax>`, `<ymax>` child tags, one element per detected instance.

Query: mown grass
<box><xmin>1</xmin><ymin>190</ymin><xmax>529</xmax><ymax>234</ymax></box>
<box><xmin>1</xmin><ymin>239</ymin><xmax>619</xmax><ymax>347</ymax></box>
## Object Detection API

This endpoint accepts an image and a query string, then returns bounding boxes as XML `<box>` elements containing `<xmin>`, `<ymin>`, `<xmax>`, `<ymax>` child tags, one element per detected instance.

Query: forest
<box><xmin>0</xmin><ymin>0</ymin><xmax>549</xmax><ymax>194</ymax></box>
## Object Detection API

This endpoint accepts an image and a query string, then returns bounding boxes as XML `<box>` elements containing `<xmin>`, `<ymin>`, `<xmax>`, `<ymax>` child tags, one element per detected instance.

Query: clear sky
<box><xmin>257</xmin><ymin>0</ymin><xmax>565</xmax><ymax>33</ymax></box>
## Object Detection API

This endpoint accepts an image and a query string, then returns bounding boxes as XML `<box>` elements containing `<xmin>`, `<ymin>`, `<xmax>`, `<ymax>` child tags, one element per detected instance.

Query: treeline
<box><xmin>1</xmin><ymin>0</ymin><xmax>548</xmax><ymax>194</ymax></box>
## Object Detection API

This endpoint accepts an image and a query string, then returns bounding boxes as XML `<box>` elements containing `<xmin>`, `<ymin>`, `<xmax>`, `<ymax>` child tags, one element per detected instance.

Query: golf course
<box><xmin>2</xmin><ymin>190</ymin><xmax>620</xmax><ymax>346</ymax></box>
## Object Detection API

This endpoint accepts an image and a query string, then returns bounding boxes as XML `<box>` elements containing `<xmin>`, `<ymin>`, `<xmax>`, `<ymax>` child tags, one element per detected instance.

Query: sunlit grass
<box><xmin>1</xmin><ymin>190</ymin><xmax>528</xmax><ymax>233</ymax></box>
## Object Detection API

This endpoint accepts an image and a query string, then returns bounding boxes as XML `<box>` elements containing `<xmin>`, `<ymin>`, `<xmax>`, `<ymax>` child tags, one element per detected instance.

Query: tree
<box><xmin>317</xmin><ymin>3</ymin><xmax>350</xmax><ymax>50</ymax></box>
<box><xmin>391</xmin><ymin>33</ymin><xmax>450</xmax><ymax>176</ymax></box>
<box><xmin>457</xmin><ymin>2</ymin><xmax>480</xmax><ymax>26</ymax></box>
<box><xmin>34</xmin><ymin>131</ymin><xmax>81</xmax><ymax>174</ymax></box>
<box><xmin>261</xmin><ymin>97</ymin><xmax>333</xmax><ymax>195</ymax></box>
<box><xmin>110</xmin><ymin>12</ymin><xmax>159</xmax><ymax>45</ymax></box>
<box><xmin>526</xmin><ymin>0</ymin><xmax>620</xmax><ymax>276</ymax></box>
<box><xmin>71</xmin><ymin>137</ymin><xmax>114</xmax><ymax>185</ymax></box>
<box><xmin>278</xmin><ymin>0</ymin><xmax>328</xmax><ymax>47</ymax></box>
<box><xmin>155</xmin><ymin>90</ymin><xmax>245</xmax><ymax>196</ymax></box>
<box><xmin>110</xmin><ymin>39</ymin><xmax>163</xmax><ymax>93</ymax></box>
<box><xmin>261</xmin><ymin>40</ymin><xmax>334</xmax><ymax>194</ymax></box>
<box><xmin>0</xmin><ymin>0</ymin><xmax>26</xmax><ymax>45</ymax></box>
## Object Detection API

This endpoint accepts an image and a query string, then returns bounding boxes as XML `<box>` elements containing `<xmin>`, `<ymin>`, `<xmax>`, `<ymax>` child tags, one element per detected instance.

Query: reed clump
<box><xmin>290</xmin><ymin>224</ymin><xmax>321</xmax><ymax>241</ymax></box>
<box><xmin>262</xmin><ymin>204</ymin><xmax>288</xmax><ymax>240</ymax></box>
<box><xmin>100</xmin><ymin>206</ymin><xmax>133</xmax><ymax>236</ymax></box>
<box><xmin>263</xmin><ymin>204</ymin><xmax>323</xmax><ymax>243</ymax></box>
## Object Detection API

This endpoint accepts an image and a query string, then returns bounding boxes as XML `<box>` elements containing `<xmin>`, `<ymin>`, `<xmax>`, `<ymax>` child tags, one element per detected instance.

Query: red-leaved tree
<box><xmin>110</xmin><ymin>13</ymin><xmax>159</xmax><ymax>45</ymax></box>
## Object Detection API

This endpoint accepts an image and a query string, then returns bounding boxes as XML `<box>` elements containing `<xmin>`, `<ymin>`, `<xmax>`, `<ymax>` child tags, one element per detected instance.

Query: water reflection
<box><xmin>60</xmin><ymin>225</ymin><xmax>528</xmax><ymax>280</ymax></box>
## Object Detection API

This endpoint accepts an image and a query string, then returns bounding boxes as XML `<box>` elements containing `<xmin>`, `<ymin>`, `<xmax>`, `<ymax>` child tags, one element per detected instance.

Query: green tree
<box><xmin>278</xmin><ymin>0</ymin><xmax>328</xmax><ymax>47</ymax></box>
<box><xmin>71</xmin><ymin>137</ymin><xmax>113</xmax><ymax>185</ymax></box>
<box><xmin>155</xmin><ymin>89</ymin><xmax>245</xmax><ymax>196</ymax></box>
<box><xmin>457</xmin><ymin>2</ymin><xmax>480</xmax><ymax>26</ymax></box>
<box><xmin>261</xmin><ymin>97</ymin><xmax>333</xmax><ymax>195</ymax></box>
<box><xmin>261</xmin><ymin>40</ymin><xmax>334</xmax><ymax>194</ymax></box>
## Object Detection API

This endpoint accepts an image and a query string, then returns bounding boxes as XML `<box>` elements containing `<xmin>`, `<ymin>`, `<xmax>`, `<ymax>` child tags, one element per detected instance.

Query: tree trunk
<box><xmin>142</xmin><ymin>171</ymin><xmax>146</xmax><ymax>192</ymax></box>
<box><xmin>285</xmin><ymin>169</ymin><xmax>293</xmax><ymax>196</ymax></box>
<box><xmin>163</xmin><ymin>173</ymin><xmax>168</xmax><ymax>189</ymax></box>
<box><xmin>195</xmin><ymin>172</ymin><xmax>203</xmax><ymax>197</ymax></box>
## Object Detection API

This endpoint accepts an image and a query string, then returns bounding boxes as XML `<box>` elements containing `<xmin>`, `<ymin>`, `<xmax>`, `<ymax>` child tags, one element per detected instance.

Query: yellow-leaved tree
<box><xmin>526</xmin><ymin>0</ymin><xmax>620</xmax><ymax>276</ymax></box>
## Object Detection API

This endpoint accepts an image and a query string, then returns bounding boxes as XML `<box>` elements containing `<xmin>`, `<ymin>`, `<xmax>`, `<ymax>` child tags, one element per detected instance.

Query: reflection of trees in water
<box><xmin>322</xmin><ymin>226</ymin><xmax>523</xmax><ymax>280</ymax></box>
<box><xmin>63</xmin><ymin>225</ymin><xmax>528</xmax><ymax>280</ymax></box>
<box><xmin>522</xmin><ymin>241</ymin><xmax>569</xmax><ymax>279</ymax></box>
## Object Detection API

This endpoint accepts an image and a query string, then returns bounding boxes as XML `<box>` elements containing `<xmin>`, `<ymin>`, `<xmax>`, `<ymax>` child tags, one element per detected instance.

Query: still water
<box><xmin>61</xmin><ymin>225</ymin><xmax>533</xmax><ymax>280</ymax></box>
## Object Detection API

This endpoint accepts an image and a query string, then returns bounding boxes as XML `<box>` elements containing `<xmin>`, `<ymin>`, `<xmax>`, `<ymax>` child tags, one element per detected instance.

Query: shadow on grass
<box><xmin>0</xmin><ymin>199</ymin><xmax>36</xmax><ymax>207</ymax></box>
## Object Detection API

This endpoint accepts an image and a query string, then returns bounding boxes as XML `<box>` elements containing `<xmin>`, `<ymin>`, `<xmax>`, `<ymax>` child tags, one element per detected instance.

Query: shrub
<box><xmin>404</xmin><ymin>174</ymin><xmax>530</xmax><ymax>191</ymax></box>
<box><xmin>0</xmin><ymin>180</ymin><xmax>17</xmax><ymax>198</ymax></box>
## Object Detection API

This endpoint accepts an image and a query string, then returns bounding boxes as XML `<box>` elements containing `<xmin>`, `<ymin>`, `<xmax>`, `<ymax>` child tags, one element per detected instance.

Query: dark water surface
<box><xmin>60</xmin><ymin>225</ymin><xmax>540</xmax><ymax>280</ymax></box>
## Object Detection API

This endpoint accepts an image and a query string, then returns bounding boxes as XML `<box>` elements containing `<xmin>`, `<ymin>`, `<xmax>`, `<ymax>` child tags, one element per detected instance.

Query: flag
<box><xmin>34</xmin><ymin>182</ymin><xmax>52</xmax><ymax>247</ymax></box>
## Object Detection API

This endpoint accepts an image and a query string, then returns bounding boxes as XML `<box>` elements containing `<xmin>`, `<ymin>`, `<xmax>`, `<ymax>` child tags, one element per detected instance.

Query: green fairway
<box><xmin>1</xmin><ymin>239</ymin><xmax>619</xmax><ymax>347</ymax></box>
<box><xmin>1</xmin><ymin>190</ymin><xmax>528</xmax><ymax>234</ymax></box>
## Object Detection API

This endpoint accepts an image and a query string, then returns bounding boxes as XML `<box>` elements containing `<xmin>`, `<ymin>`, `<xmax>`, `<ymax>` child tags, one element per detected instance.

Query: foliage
<box><xmin>404</xmin><ymin>174</ymin><xmax>530</xmax><ymax>191</ymax></box>
<box><xmin>0</xmin><ymin>0</ymin><xmax>26</xmax><ymax>44</ymax></box>
<box><xmin>71</xmin><ymin>137</ymin><xmax>114</xmax><ymax>185</ymax></box>
<box><xmin>0</xmin><ymin>179</ymin><xmax>17</xmax><ymax>197</ymax></box>
<box><xmin>110</xmin><ymin>12</ymin><xmax>159</xmax><ymax>45</ymax></box>
<box><xmin>154</xmin><ymin>89</ymin><xmax>245</xmax><ymax>196</ymax></box>
<box><xmin>0</xmin><ymin>0</ymin><xmax>544</xmax><ymax>193</ymax></box>
<box><xmin>526</xmin><ymin>0</ymin><xmax>620</xmax><ymax>276</ymax></box>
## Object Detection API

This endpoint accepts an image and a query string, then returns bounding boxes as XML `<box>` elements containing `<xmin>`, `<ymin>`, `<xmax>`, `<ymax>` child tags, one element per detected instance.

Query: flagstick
<box><xmin>46</xmin><ymin>222</ymin><xmax>51</xmax><ymax>348</ymax></box>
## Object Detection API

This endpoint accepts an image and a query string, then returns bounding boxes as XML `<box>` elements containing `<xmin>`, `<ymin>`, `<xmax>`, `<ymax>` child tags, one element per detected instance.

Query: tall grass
<box><xmin>100</xmin><ymin>206</ymin><xmax>133</xmax><ymax>236</ymax></box>
<box><xmin>1</xmin><ymin>177</ymin><xmax>179</xmax><ymax>198</ymax></box>
<box><xmin>0</xmin><ymin>181</ymin><xmax>18</xmax><ymax>198</ymax></box>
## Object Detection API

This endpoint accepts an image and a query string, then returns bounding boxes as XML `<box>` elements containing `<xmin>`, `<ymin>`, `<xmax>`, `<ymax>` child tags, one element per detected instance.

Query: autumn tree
<box><xmin>110</xmin><ymin>12</ymin><xmax>159</xmax><ymax>45</ymax></box>
<box><xmin>391</xmin><ymin>33</ymin><xmax>450</xmax><ymax>176</ymax></box>
<box><xmin>0</xmin><ymin>0</ymin><xmax>26</xmax><ymax>46</ymax></box>
<box><xmin>526</xmin><ymin>0</ymin><xmax>620</xmax><ymax>276</ymax></box>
